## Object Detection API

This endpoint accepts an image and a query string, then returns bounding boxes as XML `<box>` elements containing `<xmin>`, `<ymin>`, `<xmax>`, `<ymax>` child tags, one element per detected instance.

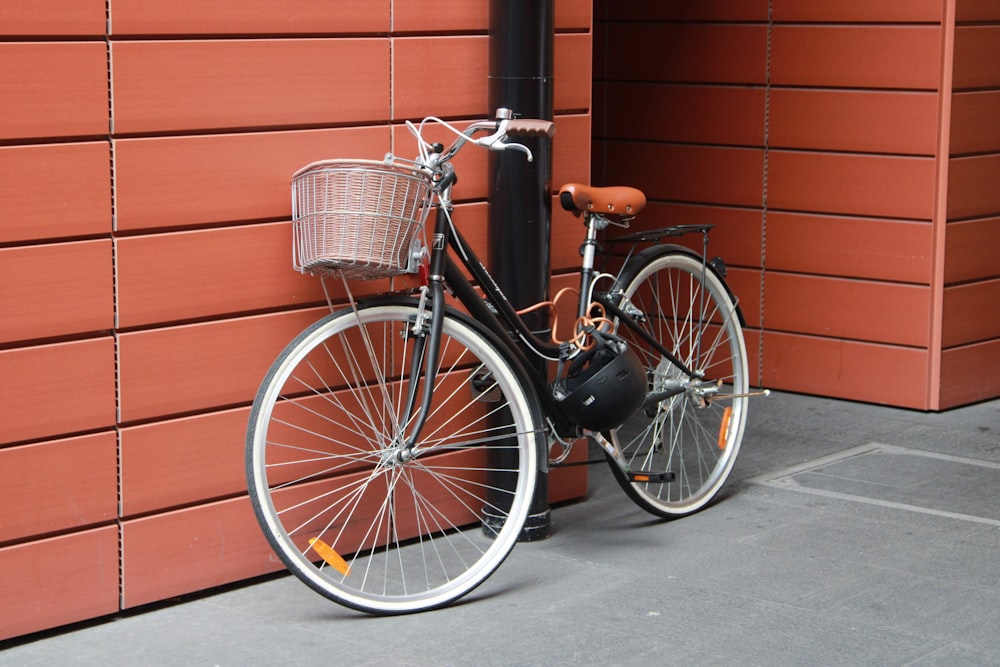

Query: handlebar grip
<box><xmin>505</xmin><ymin>119</ymin><xmax>556</xmax><ymax>139</ymax></box>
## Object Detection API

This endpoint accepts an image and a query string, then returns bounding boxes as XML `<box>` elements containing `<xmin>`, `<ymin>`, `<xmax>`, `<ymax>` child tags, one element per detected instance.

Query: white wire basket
<box><xmin>291</xmin><ymin>159</ymin><xmax>433</xmax><ymax>279</ymax></box>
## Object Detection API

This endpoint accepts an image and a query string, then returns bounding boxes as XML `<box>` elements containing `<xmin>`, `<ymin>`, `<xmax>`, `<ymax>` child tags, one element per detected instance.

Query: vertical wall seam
<box><xmin>104</xmin><ymin>0</ymin><xmax>124</xmax><ymax>611</ymax></box>
<box><xmin>757</xmin><ymin>1</ymin><xmax>773</xmax><ymax>389</ymax></box>
<box><xmin>388</xmin><ymin>0</ymin><xmax>395</xmax><ymax>151</ymax></box>
<box><xmin>928</xmin><ymin>0</ymin><xmax>957</xmax><ymax>411</ymax></box>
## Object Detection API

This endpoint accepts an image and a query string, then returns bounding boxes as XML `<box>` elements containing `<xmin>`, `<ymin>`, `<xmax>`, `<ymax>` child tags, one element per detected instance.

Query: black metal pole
<box><xmin>488</xmin><ymin>0</ymin><xmax>554</xmax><ymax>541</ymax></box>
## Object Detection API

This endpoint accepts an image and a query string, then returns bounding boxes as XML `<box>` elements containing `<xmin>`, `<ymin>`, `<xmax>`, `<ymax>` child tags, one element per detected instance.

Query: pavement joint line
<box><xmin>746</xmin><ymin>442</ymin><xmax>1000</xmax><ymax>528</ymax></box>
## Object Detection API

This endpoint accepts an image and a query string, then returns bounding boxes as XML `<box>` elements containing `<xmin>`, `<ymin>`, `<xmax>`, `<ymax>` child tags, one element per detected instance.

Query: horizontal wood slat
<box><xmin>605</xmin><ymin>142</ymin><xmax>764</xmax><ymax>208</ymax></box>
<box><xmin>952</xmin><ymin>26</ymin><xmax>1000</xmax><ymax>91</ymax></box>
<box><xmin>947</xmin><ymin>154</ymin><xmax>1000</xmax><ymax>221</ymax></box>
<box><xmin>121</xmin><ymin>408</ymin><xmax>249</xmax><ymax>517</ymax></box>
<box><xmin>0</xmin><ymin>240</ymin><xmax>113</xmax><ymax>344</ymax></box>
<box><xmin>111</xmin><ymin>39</ymin><xmax>390</xmax><ymax>134</ymax></box>
<box><xmin>0</xmin><ymin>432</ymin><xmax>117</xmax><ymax>543</ymax></box>
<box><xmin>0</xmin><ymin>526</ymin><xmax>119</xmax><ymax>642</ymax></box>
<box><xmin>0</xmin><ymin>142</ymin><xmax>112</xmax><ymax>243</ymax></box>
<box><xmin>770</xmin><ymin>26</ymin><xmax>942</xmax><ymax>90</ymax></box>
<box><xmin>603</xmin><ymin>84</ymin><xmax>765</xmax><ymax>147</ymax></box>
<box><xmin>117</xmin><ymin>308</ymin><xmax>329</xmax><ymax>423</ymax></box>
<box><xmin>771</xmin><ymin>0</ymin><xmax>944</xmax><ymax>22</ymax></box>
<box><xmin>762</xmin><ymin>331</ymin><xmax>929</xmax><ymax>409</ymax></box>
<box><xmin>115</xmin><ymin>223</ymin><xmax>325</xmax><ymax>328</ymax></box>
<box><xmin>956</xmin><ymin>0</ymin><xmax>1000</xmax><ymax>22</ymax></box>
<box><xmin>939</xmin><ymin>339</ymin><xmax>1000</xmax><ymax>409</ymax></box>
<box><xmin>0</xmin><ymin>42</ymin><xmax>108</xmax><ymax>140</ymax></box>
<box><xmin>596</xmin><ymin>1</ymin><xmax>768</xmax><ymax>22</ymax></box>
<box><xmin>944</xmin><ymin>217</ymin><xmax>1000</xmax><ymax>284</ymax></box>
<box><xmin>0</xmin><ymin>0</ymin><xmax>105</xmax><ymax>35</ymax></box>
<box><xmin>0</xmin><ymin>338</ymin><xmax>116</xmax><ymax>445</ymax></box>
<box><xmin>768</xmin><ymin>152</ymin><xmax>936</xmax><ymax>220</ymax></box>
<box><xmin>942</xmin><ymin>278</ymin><xmax>1000</xmax><ymax>347</ymax></box>
<box><xmin>604</xmin><ymin>24</ymin><xmax>767</xmax><ymax>85</ymax></box>
<box><xmin>769</xmin><ymin>90</ymin><xmax>938</xmax><ymax>156</ymax></box>
<box><xmin>766</xmin><ymin>213</ymin><xmax>933</xmax><ymax>283</ymax></box>
<box><xmin>950</xmin><ymin>91</ymin><xmax>1000</xmax><ymax>156</ymax></box>
<box><xmin>109</xmin><ymin>0</ymin><xmax>389</xmax><ymax>35</ymax></box>
<box><xmin>765</xmin><ymin>273</ymin><xmax>931</xmax><ymax>347</ymax></box>
<box><xmin>121</xmin><ymin>497</ymin><xmax>280</xmax><ymax>609</ymax></box>
<box><xmin>113</xmin><ymin>126</ymin><xmax>389</xmax><ymax>232</ymax></box>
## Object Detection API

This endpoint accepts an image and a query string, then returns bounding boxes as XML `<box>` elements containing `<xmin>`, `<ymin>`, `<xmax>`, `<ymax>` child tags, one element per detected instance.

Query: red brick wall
<box><xmin>0</xmin><ymin>0</ymin><xmax>591</xmax><ymax>640</ymax></box>
<box><xmin>593</xmin><ymin>0</ymin><xmax>1000</xmax><ymax>411</ymax></box>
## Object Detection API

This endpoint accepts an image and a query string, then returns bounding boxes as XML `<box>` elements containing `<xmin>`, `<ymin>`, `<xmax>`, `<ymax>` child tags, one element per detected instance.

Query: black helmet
<box><xmin>553</xmin><ymin>333</ymin><xmax>647</xmax><ymax>432</ymax></box>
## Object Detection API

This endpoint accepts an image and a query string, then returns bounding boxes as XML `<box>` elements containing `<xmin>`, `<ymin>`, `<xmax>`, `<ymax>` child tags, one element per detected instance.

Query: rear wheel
<box><xmin>246</xmin><ymin>302</ymin><xmax>542</xmax><ymax>613</ymax></box>
<box><xmin>609</xmin><ymin>250</ymin><xmax>749</xmax><ymax>518</ymax></box>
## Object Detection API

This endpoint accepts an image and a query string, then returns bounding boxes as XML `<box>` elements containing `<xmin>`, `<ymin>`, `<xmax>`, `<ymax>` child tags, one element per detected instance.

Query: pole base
<box><xmin>482</xmin><ymin>508</ymin><xmax>551</xmax><ymax>542</ymax></box>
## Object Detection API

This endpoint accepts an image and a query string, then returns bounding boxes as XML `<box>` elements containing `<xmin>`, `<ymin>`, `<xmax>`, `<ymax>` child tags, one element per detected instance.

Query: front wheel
<box><xmin>246</xmin><ymin>301</ymin><xmax>543</xmax><ymax>614</ymax></box>
<box><xmin>609</xmin><ymin>250</ymin><xmax>749</xmax><ymax>518</ymax></box>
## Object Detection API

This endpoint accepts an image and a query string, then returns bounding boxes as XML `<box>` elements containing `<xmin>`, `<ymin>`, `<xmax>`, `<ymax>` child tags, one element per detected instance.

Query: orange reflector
<box><xmin>309</xmin><ymin>538</ymin><xmax>351</xmax><ymax>576</ymax></box>
<box><xmin>634</xmin><ymin>474</ymin><xmax>650</xmax><ymax>482</ymax></box>
<box><xmin>718</xmin><ymin>406</ymin><xmax>732</xmax><ymax>450</ymax></box>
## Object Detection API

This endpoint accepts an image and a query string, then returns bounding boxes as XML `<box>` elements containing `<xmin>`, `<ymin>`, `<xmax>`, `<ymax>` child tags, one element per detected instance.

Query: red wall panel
<box><xmin>115</xmin><ymin>224</ymin><xmax>325</xmax><ymax>328</ymax></box>
<box><xmin>770</xmin><ymin>26</ymin><xmax>942</xmax><ymax>90</ymax></box>
<box><xmin>0</xmin><ymin>240</ymin><xmax>113</xmax><ymax>344</ymax></box>
<box><xmin>607</xmin><ymin>142</ymin><xmax>764</xmax><ymax>208</ymax></box>
<box><xmin>0</xmin><ymin>0</ymin><xmax>106</xmax><ymax>35</ymax></box>
<box><xmin>766</xmin><ymin>214</ymin><xmax>933</xmax><ymax>283</ymax></box>
<box><xmin>952</xmin><ymin>26</ymin><xmax>1000</xmax><ymax>91</ymax></box>
<box><xmin>121</xmin><ymin>497</ymin><xmax>281</xmax><ymax>609</ymax></box>
<box><xmin>950</xmin><ymin>91</ymin><xmax>1000</xmax><ymax>156</ymax></box>
<box><xmin>765</xmin><ymin>273</ymin><xmax>931</xmax><ymax>348</ymax></box>
<box><xmin>0</xmin><ymin>142</ymin><xmax>112</xmax><ymax>243</ymax></box>
<box><xmin>956</xmin><ymin>0</ymin><xmax>1000</xmax><ymax>21</ymax></box>
<box><xmin>763</xmin><ymin>332</ymin><xmax>930</xmax><ymax>409</ymax></box>
<box><xmin>944</xmin><ymin>217</ymin><xmax>1000</xmax><ymax>284</ymax></box>
<box><xmin>111</xmin><ymin>39</ymin><xmax>390</xmax><ymax>134</ymax></box>
<box><xmin>113</xmin><ymin>127</ymin><xmax>390</xmax><ymax>232</ymax></box>
<box><xmin>769</xmin><ymin>90</ymin><xmax>938</xmax><ymax>155</ymax></box>
<box><xmin>0</xmin><ymin>432</ymin><xmax>117</xmax><ymax>542</ymax></box>
<box><xmin>392</xmin><ymin>36</ymin><xmax>488</xmax><ymax>120</ymax></box>
<box><xmin>121</xmin><ymin>408</ymin><xmax>250</xmax><ymax>517</ymax></box>
<box><xmin>768</xmin><ymin>152</ymin><xmax>937</xmax><ymax>220</ymax></box>
<box><xmin>939</xmin><ymin>339</ymin><xmax>1000</xmax><ymax>409</ymax></box>
<box><xmin>606</xmin><ymin>24</ymin><xmax>767</xmax><ymax>84</ymax></box>
<box><xmin>772</xmin><ymin>0</ymin><xmax>944</xmax><ymax>22</ymax></box>
<box><xmin>941</xmin><ymin>279</ymin><xmax>1000</xmax><ymax>348</ymax></box>
<box><xmin>117</xmin><ymin>308</ymin><xmax>326</xmax><ymax>423</ymax></box>
<box><xmin>604</xmin><ymin>84</ymin><xmax>765</xmax><ymax>146</ymax></box>
<box><xmin>597</xmin><ymin>1</ymin><xmax>768</xmax><ymax>22</ymax></box>
<box><xmin>0</xmin><ymin>527</ymin><xmax>119</xmax><ymax>642</ymax></box>
<box><xmin>110</xmin><ymin>0</ymin><xmax>389</xmax><ymax>35</ymax></box>
<box><xmin>947</xmin><ymin>155</ymin><xmax>1000</xmax><ymax>221</ymax></box>
<box><xmin>0</xmin><ymin>42</ymin><xmax>108</xmax><ymax>140</ymax></box>
<box><xmin>0</xmin><ymin>338</ymin><xmax>116</xmax><ymax>445</ymax></box>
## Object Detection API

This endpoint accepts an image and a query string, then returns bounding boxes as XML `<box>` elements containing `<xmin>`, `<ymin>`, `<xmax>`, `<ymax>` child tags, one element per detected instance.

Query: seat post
<box><xmin>577</xmin><ymin>212</ymin><xmax>601</xmax><ymax>318</ymax></box>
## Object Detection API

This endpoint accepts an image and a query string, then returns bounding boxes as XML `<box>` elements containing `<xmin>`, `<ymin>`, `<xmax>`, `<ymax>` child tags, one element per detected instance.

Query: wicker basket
<box><xmin>291</xmin><ymin>159</ymin><xmax>432</xmax><ymax>279</ymax></box>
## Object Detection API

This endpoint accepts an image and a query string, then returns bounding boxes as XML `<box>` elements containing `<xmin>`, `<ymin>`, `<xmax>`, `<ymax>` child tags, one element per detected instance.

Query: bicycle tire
<box><xmin>246</xmin><ymin>301</ymin><xmax>543</xmax><ymax>614</ymax></box>
<box><xmin>608</xmin><ymin>248</ymin><xmax>749</xmax><ymax>518</ymax></box>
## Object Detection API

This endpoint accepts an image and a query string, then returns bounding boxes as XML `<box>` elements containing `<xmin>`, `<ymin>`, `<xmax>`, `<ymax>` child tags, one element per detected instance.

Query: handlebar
<box><xmin>406</xmin><ymin>109</ymin><xmax>555</xmax><ymax>168</ymax></box>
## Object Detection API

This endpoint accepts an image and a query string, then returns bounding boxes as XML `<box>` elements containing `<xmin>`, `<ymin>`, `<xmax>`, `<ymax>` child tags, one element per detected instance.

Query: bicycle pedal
<box><xmin>627</xmin><ymin>470</ymin><xmax>675</xmax><ymax>483</ymax></box>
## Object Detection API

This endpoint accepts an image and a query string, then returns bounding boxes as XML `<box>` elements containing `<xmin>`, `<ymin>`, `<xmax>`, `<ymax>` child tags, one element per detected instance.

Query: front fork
<box><xmin>400</xmin><ymin>193</ymin><xmax>454</xmax><ymax>455</ymax></box>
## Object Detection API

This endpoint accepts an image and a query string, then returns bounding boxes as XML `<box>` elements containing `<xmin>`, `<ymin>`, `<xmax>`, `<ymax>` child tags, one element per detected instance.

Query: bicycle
<box><xmin>246</xmin><ymin>109</ymin><xmax>759</xmax><ymax>615</ymax></box>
